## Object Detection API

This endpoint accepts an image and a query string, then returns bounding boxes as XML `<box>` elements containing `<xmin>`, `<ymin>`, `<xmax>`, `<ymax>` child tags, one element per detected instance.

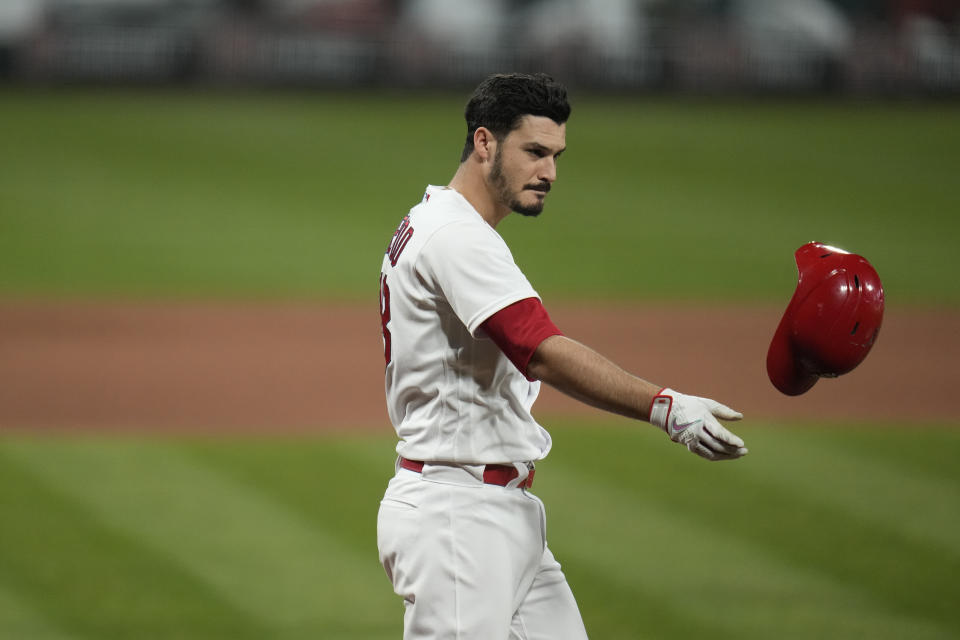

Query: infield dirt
<box><xmin>1</xmin><ymin>302</ymin><xmax>956</xmax><ymax>433</ymax></box>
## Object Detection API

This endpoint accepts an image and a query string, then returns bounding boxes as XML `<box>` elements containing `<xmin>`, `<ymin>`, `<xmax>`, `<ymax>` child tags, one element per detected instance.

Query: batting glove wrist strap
<box><xmin>649</xmin><ymin>388</ymin><xmax>749</xmax><ymax>461</ymax></box>
<box><xmin>649</xmin><ymin>388</ymin><xmax>674</xmax><ymax>433</ymax></box>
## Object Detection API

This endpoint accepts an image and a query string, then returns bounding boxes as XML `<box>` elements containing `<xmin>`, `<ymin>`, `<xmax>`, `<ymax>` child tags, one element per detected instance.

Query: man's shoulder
<box><xmin>410</xmin><ymin>186</ymin><xmax>488</xmax><ymax>234</ymax></box>
<box><xmin>416</xmin><ymin>186</ymin><xmax>472</xmax><ymax>215</ymax></box>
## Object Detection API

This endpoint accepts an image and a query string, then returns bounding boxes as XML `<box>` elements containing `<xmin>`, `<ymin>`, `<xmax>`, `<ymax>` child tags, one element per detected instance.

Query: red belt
<box><xmin>399</xmin><ymin>457</ymin><xmax>535</xmax><ymax>489</ymax></box>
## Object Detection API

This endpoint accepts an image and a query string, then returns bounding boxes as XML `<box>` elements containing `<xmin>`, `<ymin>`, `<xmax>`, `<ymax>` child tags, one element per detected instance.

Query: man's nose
<box><xmin>539</xmin><ymin>158</ymin><xmax>557</xmax><ymax>183</ymax></box>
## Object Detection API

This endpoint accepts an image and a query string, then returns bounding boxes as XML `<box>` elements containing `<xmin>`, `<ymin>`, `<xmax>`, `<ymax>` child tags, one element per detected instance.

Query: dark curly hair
<box><xmin>460</xmin><ymin>73</ymin><xmax>571</xmax><ymax>162</ymax></box>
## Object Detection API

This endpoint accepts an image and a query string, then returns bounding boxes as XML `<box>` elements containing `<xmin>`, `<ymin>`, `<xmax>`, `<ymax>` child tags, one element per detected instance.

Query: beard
<box><xmin>490</xmin><ymin>148</ymin><xmax>549</xmax><ymax>217</ymax></box>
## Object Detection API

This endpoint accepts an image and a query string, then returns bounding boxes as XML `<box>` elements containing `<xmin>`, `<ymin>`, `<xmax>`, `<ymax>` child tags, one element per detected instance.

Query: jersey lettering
<box><xmin>379</xmin><ymin>272</ymin><xmax>392</xmax><ymax>365</ymax></box>
<box><xmin>386</xmin><ymin>216</ymin><xmax>414</xmax><ymax>267</ymax></box>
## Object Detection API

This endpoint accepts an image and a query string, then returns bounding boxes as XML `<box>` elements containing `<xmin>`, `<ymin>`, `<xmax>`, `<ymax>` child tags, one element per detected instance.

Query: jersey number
<box><xmin>379</xmin><ymin>273</ymin><xmax>392</xmax><ymax>365</ymax></box>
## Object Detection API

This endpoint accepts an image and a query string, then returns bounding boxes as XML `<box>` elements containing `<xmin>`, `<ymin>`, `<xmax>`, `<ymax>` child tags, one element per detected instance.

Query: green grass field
<box><xmin>1</xmin><ymin>89</ymin><xmax>958</xmax><ymax>304</ymax></box>
<box><xmin>1</xmin><ymin>422</ymin><xmax>958</xmax><ymax>639</ymax></box>
<box><xmin>2</xmin><ymin>89</ymin><xmax>959</xmax><ymax>638</ymax></box>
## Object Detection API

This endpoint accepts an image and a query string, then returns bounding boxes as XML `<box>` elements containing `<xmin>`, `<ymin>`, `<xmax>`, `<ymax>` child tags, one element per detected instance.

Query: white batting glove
<box><xmin>649</xmin><ymin>388</ymin><xmax>748</xmax><ymax>461</ymax></box>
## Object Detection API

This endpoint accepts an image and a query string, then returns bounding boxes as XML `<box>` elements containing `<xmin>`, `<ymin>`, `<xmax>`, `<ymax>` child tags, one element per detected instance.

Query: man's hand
<box><xmin>648</xmin><ymin>388</ymin><xmax>748</xmax><ymax>461</ymax></box>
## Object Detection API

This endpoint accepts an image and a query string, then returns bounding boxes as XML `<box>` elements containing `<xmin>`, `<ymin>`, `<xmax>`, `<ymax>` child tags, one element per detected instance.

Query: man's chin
<box><xmin>515</xmin><ymin>207</ymin><xmax>543</xmax><ymax>217</ymax></box>
<box><xmin>512</xmin><ymin>198</ymin><xmax>545</xmax><ymax>217</ymax></box>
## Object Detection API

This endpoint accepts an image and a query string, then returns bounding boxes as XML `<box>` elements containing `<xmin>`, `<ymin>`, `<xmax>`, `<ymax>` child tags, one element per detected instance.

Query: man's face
<box><xmin>488</xmin><ymin>115</ymin><xmax>566</xmax><ymax>217</ymax></box>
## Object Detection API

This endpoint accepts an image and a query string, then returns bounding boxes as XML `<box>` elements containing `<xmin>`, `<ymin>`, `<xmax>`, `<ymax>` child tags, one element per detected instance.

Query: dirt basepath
<box><xmin>0</xmin><ymin>301</ymin><xmax>956</xmax><ymax>433</ymax></box>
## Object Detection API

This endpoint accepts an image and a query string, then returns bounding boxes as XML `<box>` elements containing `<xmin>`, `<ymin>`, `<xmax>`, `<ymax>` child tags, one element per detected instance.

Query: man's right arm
<box><xmin>527</xmin><ymin>335</ymin><xmax>661</xmax><ymax>421</ymax></box>
<box><xmin>527</xmin><ymin>335</ymin><xmax>748</xmax><ymax>461</ymax></box>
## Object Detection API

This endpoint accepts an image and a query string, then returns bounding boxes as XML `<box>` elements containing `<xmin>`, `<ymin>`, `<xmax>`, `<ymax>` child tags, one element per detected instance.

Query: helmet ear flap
<box><xmin>767</xmin><ymin>242</ymin><xmax>884</xmax><ymax>396</ymax></box>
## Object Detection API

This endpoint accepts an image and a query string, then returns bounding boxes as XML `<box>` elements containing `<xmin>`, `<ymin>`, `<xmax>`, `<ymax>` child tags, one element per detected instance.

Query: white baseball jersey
<box><xmin>379</xmin><ymin>185</ymin><xmax>553</xmax><ymax>464</ymax></box>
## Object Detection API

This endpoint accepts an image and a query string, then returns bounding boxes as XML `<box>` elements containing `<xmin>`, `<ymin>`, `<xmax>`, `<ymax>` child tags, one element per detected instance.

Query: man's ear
<box><xmin>473</xmin><ymin>127</ymin><xmax>496</xmax><ymax>162</ymax></box>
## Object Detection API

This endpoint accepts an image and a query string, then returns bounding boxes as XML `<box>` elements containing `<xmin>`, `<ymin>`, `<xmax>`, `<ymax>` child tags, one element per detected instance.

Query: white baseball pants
<box><xmin>377</xmin><ymin>462</ymin><xmax>588</xmax><ymax>639</ymax></box>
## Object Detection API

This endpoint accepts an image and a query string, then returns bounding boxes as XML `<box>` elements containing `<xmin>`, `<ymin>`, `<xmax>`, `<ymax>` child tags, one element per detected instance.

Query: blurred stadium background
<box><xmin>0</xmin><ymin>0</ymin><xmax>958</xmax><ymax>93</ymax></box>
<box><xmin>2</xmin><ymin>1</ymin><xmax>959</xmax><ymax>639</ymax></box>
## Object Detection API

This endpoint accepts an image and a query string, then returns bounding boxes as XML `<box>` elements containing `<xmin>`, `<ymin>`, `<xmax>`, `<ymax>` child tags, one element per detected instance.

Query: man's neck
<box><xmin>448</xmin><ymin>163</ymin><xmax>510</xmax><ymax>229</ymax></box>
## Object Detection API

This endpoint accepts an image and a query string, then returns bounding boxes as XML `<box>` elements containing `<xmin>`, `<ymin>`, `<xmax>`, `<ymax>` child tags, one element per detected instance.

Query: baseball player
<box><xmin>377</xmin><ymin>72</ymin><xmax>748</xmax><ymax>639</ymax></box>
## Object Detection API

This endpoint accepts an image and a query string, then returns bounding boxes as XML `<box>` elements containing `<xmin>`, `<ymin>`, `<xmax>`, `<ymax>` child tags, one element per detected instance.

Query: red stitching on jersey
<box><xmin>387</xmin><ymin>216</ymin><xmax>414</xmax><ymax>267</ymax></box>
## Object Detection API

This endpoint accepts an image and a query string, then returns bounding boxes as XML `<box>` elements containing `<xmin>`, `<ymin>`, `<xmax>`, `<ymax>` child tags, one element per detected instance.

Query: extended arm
<box><xmin>528</xmin><ymin>335</ymin><xmax>748</xmax><ymax>461</ymax></box>
<box><xmin>527</xmin><ymin>335</ymin><xmax>661</xmax><ymax>421</ymax></box>
<box><xmin>481</xmin><ymin>299</ymin><xmax>748</xmax><ymax>461</ymax></box>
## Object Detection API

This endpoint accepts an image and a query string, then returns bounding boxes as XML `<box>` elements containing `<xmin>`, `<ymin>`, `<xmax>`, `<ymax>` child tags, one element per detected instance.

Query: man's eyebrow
<box><xmin>525</xmin><ymin>142</ymin><xmax>566</xmax><ymax>156</ymax></box>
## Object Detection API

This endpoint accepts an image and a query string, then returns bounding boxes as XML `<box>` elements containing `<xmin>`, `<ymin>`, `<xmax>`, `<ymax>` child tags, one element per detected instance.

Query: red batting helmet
<box><xmin>767</xmin><ymin>242</ymin><xmax>885</xmax><ymax>396</ymax></box>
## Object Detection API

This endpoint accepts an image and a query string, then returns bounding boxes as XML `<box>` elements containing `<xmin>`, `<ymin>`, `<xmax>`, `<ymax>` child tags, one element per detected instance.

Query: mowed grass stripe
<box><xmin>4</xmin><ymin>426</ymin><xmax>956</xmax><ymax>638</ymax></box>
<box><xmin>0</xmin><ymin>448</ymin><xmax>269</xmax><ymax>639</ymax></box>
<box><xmin>0</xmin><ymin>583</ymin><xmax>78</xmax><ymax>640</ymax></box>
<box><xmin>0</xmin><ymin>436</ymin><xmax>399</xmax><ymax>638</ymax></box>
<box><xmin>737</xmin><ymin>425</ymin><xmax>960</xmax><ymax>557</ymax></box>
<box><xmin>182</xmin><ymin>436</ymin><xmax>398</xmax><ymax>561</ymax></box>
<box><xmin>536</xmin><ymin>422</ymin><xmax>960</xmax><ymax>637</ymax></box>
<box><xmin>536</xmin><ymin>464</ymin><xmax>954</xmax><ymax>640</ymax></box>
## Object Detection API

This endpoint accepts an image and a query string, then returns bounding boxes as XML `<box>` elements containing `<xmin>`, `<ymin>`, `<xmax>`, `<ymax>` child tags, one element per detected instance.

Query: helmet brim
<box><xmin>766</xmin><ymin>241</ymin><xmax>838</xmax><ymax>396</ymax></box>
<box><xmin>766</xmin><ymin>308</ymin><xmax>819</xmax><ymax>396</ymax></box>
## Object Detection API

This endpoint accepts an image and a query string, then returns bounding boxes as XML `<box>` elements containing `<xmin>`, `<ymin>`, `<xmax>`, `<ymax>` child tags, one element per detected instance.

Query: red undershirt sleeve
<box><xmin>480</xmin><ymin>297</ymin><xmax>563</xmax><ymax>382</ymax></box>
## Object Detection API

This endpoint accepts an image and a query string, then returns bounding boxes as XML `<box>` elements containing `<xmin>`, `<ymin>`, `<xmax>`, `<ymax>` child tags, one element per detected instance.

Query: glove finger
<box><xmin>700</xmin><ymin>397</ymin><xmax>743</xmax><ymax>422</ymax></box>
<box><xmin>711</xmin><ymin>441</ymin><xmax>749</xmax><ymax>459</ymax></box>
<box><xmin>702</xmin><ymin>419</ymin><xmax>745</xmax><ymax>449</ymax></box>
<box><xmin>687</xmin><ymin>441</ymin><xmax>718</xmax><ymax>461</ymax></box>
<box><xmin>688</xmin><ymin>436</ymin><xmax>747</xmax><ymax>461</ymax></box>
<box><xmin>717</xmin><ymin>446</ymin><xmax>749</xmax><ymax>459</ymax></box>
<box><xmin>710</xmin><ymin>447</ymin><xmax>747</xmax><ymax>460</ymax></box>
<box><xmin>696</xmin><ymin>435</ymin><xmax>748</xmax><ymax>460</ymax></box>
<box><xmin>701</xmin><ymin>433</ymin><xmax>746</xmax><ymax>460</ymax></box>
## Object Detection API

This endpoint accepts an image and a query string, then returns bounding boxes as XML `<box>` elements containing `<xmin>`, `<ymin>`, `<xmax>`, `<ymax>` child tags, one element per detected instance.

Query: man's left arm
<box><xmin>482</xmin><ymin>300</ymin><xmax>748</xmax><ymax>461</ymax></box>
